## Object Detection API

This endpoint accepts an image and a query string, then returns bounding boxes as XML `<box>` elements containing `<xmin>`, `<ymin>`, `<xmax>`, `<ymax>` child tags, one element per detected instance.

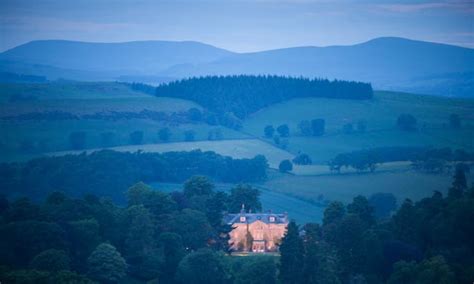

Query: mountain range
<box><xmin>1</xmin><ymin>37</ymin><xmax>473</xmax><ymax>97</ymax></box>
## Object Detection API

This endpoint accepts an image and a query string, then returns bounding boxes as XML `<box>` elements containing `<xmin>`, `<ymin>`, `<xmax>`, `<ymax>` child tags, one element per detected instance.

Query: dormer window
<box><xmin>240</xmin><ymin>216</ymin><xmax>246</xmax><ymax>222</ymax></box>
<box><xmin>269</xmin><ymin>216</ymin><xmax>275</xmax><ymax>222</ymax></box>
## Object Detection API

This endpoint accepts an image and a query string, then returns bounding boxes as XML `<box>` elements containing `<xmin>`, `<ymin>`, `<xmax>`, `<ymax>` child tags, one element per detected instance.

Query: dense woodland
<box><xmin>0</xmin><ymin>150</ymin><xmax>268</xmax><ymax>202</ymax></box>
<box><xmin>155</xmin><ymin>75</ymin><xmax>373</xmax><ymax>119</ymax></box>
<box><xmin>0</xmin><ymin>169</ymin><xmax>472</xmax><ymax>283</ymax></box>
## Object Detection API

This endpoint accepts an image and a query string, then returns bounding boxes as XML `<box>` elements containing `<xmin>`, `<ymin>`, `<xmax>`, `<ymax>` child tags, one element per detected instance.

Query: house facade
<box><xmin>225</xmin><ymin>208</ymin><xmax>288</xmax><ymax>253</ymax></box>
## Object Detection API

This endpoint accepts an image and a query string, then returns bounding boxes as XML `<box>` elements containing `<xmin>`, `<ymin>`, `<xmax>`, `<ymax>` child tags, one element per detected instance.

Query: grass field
<box><xmin>243</xmin><ymin>91</ymin><xmax>474</xmax><ymax>163</ymax></box>
<box><xmin>1</xmin><ymin>120</ymin><xmax>249</xmax><ymax>162</ymax></box>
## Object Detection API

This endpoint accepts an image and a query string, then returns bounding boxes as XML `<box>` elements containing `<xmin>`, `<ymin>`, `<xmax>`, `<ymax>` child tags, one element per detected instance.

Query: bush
<box><xmin>279</xmin><ymin>160</ymin><xmax>293</xmax><ymax>173</ymax></box>
<box><xmin>311</xmin><ymin>119</ymin><xmax>325</xmax><ymax>136</ymax></box>
<box><xmin>397</xmin><ymin>114</ymin><xmax>417</xmax><ymax>131</ymax></box>
<box><xmin>277</xmin><ymin>124</ymin><xmax>290</xmax><ymax>137</ymax></box>
<box><xmin>293</xmin><ymin>153</ymin><xmax>312</xmax><ymax>165</ymax></box>
<box><xmin>264</xmin><ymin>125</ymin><xmax>275</xmax><ymax>138</ymax></box>
<box><xmin>30</xmin><ymin>249</ymin><xmax>70</xmax><ymax>272</ymax></box>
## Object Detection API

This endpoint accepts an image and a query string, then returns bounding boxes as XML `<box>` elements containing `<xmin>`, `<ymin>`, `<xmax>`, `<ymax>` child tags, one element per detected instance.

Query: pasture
<box><xmin>243</xmin><ymin>91</ymin><xmax>474</xmax><ymax>163</ymax></box>
<box><xmin>259</xmin><ymin>169</ymin><xmax>474</xmax><ymax>205</ymax></box>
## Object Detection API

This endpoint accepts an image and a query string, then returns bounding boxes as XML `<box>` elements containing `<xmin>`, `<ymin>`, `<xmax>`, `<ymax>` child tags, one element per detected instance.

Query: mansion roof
<box><xmin>225</xmin><ymin>212</ymin><xmax>288</xmax><ymax>225</ymax></box>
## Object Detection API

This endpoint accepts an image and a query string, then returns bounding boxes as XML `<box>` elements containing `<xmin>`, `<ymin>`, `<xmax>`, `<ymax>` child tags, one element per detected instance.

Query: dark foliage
<box><xmin>155</xmin><ymin>75</ymin><xmax>373</xmax><ymax>119</ymax></box>
<box><xmin>0</xmin><ymin>150</ymin><xmax>268</xmax><ymax>202</ymax></box>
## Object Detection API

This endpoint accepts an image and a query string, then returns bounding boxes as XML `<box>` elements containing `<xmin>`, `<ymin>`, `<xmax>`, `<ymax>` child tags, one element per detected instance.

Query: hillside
<box><xmin>243</xmin><ymin>91</ymin><xmax>474</xmax><ymax>163</ymax></box>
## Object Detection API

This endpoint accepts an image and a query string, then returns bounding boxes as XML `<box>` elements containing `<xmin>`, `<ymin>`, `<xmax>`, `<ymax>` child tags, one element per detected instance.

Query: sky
<box><xmin>0</xmin><ymin>0</ymin><xmax>473</xmax><ymax>53</ymax></box>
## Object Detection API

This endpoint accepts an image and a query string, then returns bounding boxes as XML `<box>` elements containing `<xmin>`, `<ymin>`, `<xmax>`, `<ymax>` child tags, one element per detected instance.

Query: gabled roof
<box><xmin>225</xmin><ymin>212</ymin><xmax>288</xmax><ymax>225</ymax></box>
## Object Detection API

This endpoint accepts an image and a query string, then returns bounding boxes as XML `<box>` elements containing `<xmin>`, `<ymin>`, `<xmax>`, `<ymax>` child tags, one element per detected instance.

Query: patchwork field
<box><xmin>243</xmin><ymin>91</ymin><xmax>474</xmax><ymax>163</ymax></box>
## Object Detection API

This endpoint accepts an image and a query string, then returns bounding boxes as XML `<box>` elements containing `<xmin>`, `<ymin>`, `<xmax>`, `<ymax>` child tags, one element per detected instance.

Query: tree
<box><xmin>368</xmin><ymin>192</ymin><xmax>397</xmax><ymax>219</ymax></box>
<box><xmin>279</xmin><ymin>221</ymin><xmax>304</xmax><ymax>284</ymax></box>
<box><xmin>129</xmin><ymin>130</ymin><xmax>144</xmax><ymax>145</ymax></box>
<box><xmin>397</xmin><ymin>114</ymin><xmax>417</xmax><ymax>131</ymax></box>
<box><xmin>30</xmin><ymin>249</ymin><xmax>70</xmax><ymax>272</ymax></box>
<box><xmin>311</xmin><ymin>119</ymin><xmax>325</xmax><ymax>136</ymax></box>
<box><xmin>279</xmin><ymin>160</ymin><xmax>293</xmax><ymax>173</ymax></box>
<box><xmin>158</xmin><ymin>232</ymin><xmax>185</xmax><ymax>283</ymax></box>
<box><xmin>293</xmin><ymin>153</ymin><xmax>312</xmax><ymax>165</ymax></box>
<box><xmin>175</xmin><ymin>249</ymin><xmax>230</xmax><ymax>284</ymax></box>
<box><xmin>298</xmin><ymin>120</ymin><xmax>312</xmax><ymax>136</ymax></box>
<box><xmin>159</xmin><ymin>127</ymin><xmax>172</xmax><ymax>141</ymax></box>
<box><xmin>183</xmin><ymin>176</ymin><xmax>215</xmax><ymax>198</ymax></box>
<box><xmin>449</xmin><ymin>114</ymin><xmax>461</xmax><ymax>129</ymax></box>
<box><xmin>273</xmin><ymin>135</ymin><xmax>280</xmax><ymax>145</ymax></box>
<box><xmin>234</xmin><ymin>256</ymin><xmax>277</xmax><ymax>284</ymax></box>
<box><xmin>228</xmin><ymin>184</ymin><xmax>262</xmax><ymax>213</ymax></box>
<box><xmin>187</xmin><ymin>107</ymin><xmax>202</xmax><ymax>121</ymax></box>
<box><xmin>323</xmin><ymin>201</ymin><xmax>345</xmax><ymax>226</ymax></box>
<box><xmin>347</xmin><ymin>195</ymin><xmax>375</xmax><ymax>226</ymax></box>
<box><xmin>67</xmin><ymin>218</ymin><xmax>101</xmax><ymax>270</ymax></box>
<box><xmin>277</xmin><ymin>124</ymin><xmax>290</xmax><ymax>137</ymax></box>
<box><xmin>69</xmin><ymin>131</ymin><xmax>86</xmax><ymax>150</ymax></box>
<box><xmin>172</xmin><ymin>209</ymin><xmax>213</xmax><ymax>250</ymax></box>
<box><xmin>448</xmin><ymin>168</ymin><xmax>467</xmax><ymax>198</ymax></box>
<box><xmin>87</xmin><ymin>243</ymin><xmax>127</xmax><ymax>283</ymax></box>
<box><xmin>124</xmin><ymin>205</ymin><xmax>156</xmax><ymax>258</ymax></box>
<box><xmin>184</xmin><ymin>130</ymin><xmax>196</xmax><ymax>141</ymax></box>
<box><xmin>392</xmin><ymin>199</ymin><xmax>417</xmax><ymax>243</ymax></box>
<box><xmin>264</xmin><ymin>125</ymin><xmax>275</xmax><ymax>138</ymax></box>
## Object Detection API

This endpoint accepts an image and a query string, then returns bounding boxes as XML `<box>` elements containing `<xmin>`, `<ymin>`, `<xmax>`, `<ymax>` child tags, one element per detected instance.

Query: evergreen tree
<box><xmin>279</xmin><ymin>221</ymin><xmax>304</xmax><ymax>284</ymax></box>
<box><xmin>449</xmin><ymin>168</ymin><xmax>467</xmax><ymax>198</ymax></box>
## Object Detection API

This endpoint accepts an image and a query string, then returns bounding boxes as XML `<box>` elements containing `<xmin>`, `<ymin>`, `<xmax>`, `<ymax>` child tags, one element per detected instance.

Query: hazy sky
<box><xmin>1</xmin><ymin>0</ymin><xmax>473</xmax><ymax>52</ymax></box>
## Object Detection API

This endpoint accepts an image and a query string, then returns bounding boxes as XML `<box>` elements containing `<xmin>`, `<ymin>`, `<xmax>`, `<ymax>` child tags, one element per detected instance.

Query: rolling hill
<box><xmin>0</xmin><ymin>40</ymin><xmax>234</xmax><ymax>80</ymax></box>
<box><xmin>162</xmin><ymin>37</ymin><xmax>474</xmax><ymax>97</ymax></box>
<box><xmin>1</xmin><ymin>37</ymin><xmax>473</xmax><ymax>96</ymax></box>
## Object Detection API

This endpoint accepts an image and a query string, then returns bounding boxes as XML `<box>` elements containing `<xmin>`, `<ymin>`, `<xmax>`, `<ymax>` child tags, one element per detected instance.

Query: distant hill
<box><xmin>1</xmin><ymin>37</ymin><xmax>473</xmax><ymax>97</ymax></box>
<box><xmin>161</xmin><ymin>37</ymin><xmax>474</xmax><ymax>97</ymax></box>
<box><xmin>0</xmin><ymin>40</ymin><xmax>233</xmax><ymax>77</ymax></box>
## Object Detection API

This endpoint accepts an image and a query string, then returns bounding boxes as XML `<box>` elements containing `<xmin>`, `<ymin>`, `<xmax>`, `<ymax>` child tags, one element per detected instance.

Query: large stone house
<box><xmin>225</xmin><ymin>207</ymin><xmax>288</xmax><ymax>253</ymax></box>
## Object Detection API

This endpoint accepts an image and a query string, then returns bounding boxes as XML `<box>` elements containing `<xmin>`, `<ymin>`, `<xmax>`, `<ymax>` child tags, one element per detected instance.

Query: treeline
<box><xmin>155</xmin><ymin>75</ymin><xmax>373</xmax><ymax>119</ymax></box>
<box><xmin>278</xmin><ymin>169</ymin><xmax>474</xmax><ymax>283</ymax></box>
<box><xmin>0</xmin><ymin>177</ymin><xmax>268</xmax><ymax>283</ymax></box>
<box><xmin>0</xmin><ymin>72</ymin><xmax>48</xmax><ymax>84</ymax></box>
<box><xmin>0</xmin><ymin>150</ymin><xmax>268</xmax><ymax>201</ymax></box>
<box><xmin>329</xmin><ymin>146</ymin><xmax>474</xmax><ymax>173</ymax></box>
<box><xmin>0</xmin><ymin>109</ymin><xmax>198</xmax><ymax>123</ymax></box>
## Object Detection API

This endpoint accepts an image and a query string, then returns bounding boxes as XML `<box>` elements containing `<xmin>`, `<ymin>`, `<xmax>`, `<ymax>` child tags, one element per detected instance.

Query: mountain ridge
<box><xmin>1</xmin><ymin>37</ymin><xmax>473</xmax><ymax>97</ymax></box>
